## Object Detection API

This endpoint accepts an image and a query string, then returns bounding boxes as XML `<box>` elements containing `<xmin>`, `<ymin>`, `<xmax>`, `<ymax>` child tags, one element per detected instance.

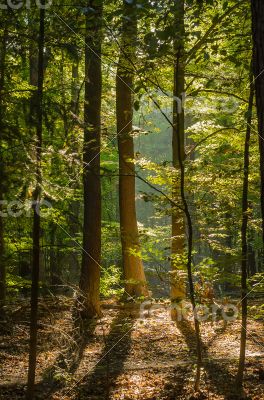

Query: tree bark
<box><xmin>50</xmin><ymin>223</ymin><xmax>59</xmax><ymax>286</ymax></box>
<box><xmin>251</xmin><ymin>0</ymin><xmax>264</xmax><ymax>247</ymax></box>
<box><xmin>236</xmin><ymin>70</ymin><xmax>254</xmax><ymax>391</ymax></box>
<box><xmin>116</xmin><ymin>0</ymin><xmax>147</xmax><ymax>297</ymax></box>
<box><xmin>71</xmin><ymin>60</ymin><xmax>79</xmax><ymax>115</ymax></box>
<box><xmin>79</xmin><ymin>0</ymin><xmax>103</xmax><ymax>318</ymax></box>
<box><xmin>0</xmin><ymin>26</ymin><xmax>7</xmax><ymax>306</ymax></box>
<box><xmin>171</xmin><ymin>1</ymin><xmax>202</xmax><ymax>389</ymax></box>
<box><xmin>26</xmin><ymin>7</ymin><xmax>45</xmax><ymax>399</ymax></box>
<box><xmin>68</xmin><ymin>60</ymin><xmax>80</xmax><ymax>283</ymax></box>
<box><xmin>171</xmin><ymin>0</ymin><xmax>186</xmax><ymax>307</ymax></box>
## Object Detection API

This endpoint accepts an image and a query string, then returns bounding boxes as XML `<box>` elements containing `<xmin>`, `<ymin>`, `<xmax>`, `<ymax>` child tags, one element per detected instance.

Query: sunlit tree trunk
<box><xmin>26</xmin><ymin>7</ymin><xmax>45</xmax><ymax>399</ymax></box>
<box><xmin>236</xmin><ymin>70</ymin><xmax>254</xmax><ymax>392</ymax></box>
<box><xmin>247</xmin><ymin>202</ymin><xmax>257</xmax><ymax>276</ymax></box>
<box><xmin>0</xmin><ymin>26</ymin><xmax>7</xmax><ymax>306</ymax></box>
<box><xmin>79</xmin><ymin>0</ymin><xmax>103</xmax><ymax>317</ymax></box>
<box><xmin>251</xmin><ymin>0</ymin><xmax>264</xmax><ymax>247</ymax></box>
<box><xmin>116</xmin><ymin>0</ymin><xmax>147</xmax><ymax>297</ymax></box>
<box><xmin>171</xmin><ymin>0</ymin><xmax>186</xmax><ymax>309</ymax></box>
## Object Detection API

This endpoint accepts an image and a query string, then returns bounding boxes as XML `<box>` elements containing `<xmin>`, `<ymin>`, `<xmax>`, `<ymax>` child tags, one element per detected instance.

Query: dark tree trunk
<box><xmin>68</xmin><ymin>61</ymin><xmax>80</xmax><ymax>283</ymax></box>
<box><xmin>251</xmin><ymin>0</ymin><xmax>264</xmax><ymax>248</ymax></box>
<box><xmin>172</xmin><ymin>1</ymin><xmax>202</xmax><ymax>389</ymax></box>
<box><xmin>171</xmin><ymin>0</ymin><xmax>186</xmax><ymax>307</ymax></box>
<box><xmin>79</xmin><ymin>0</ymin><xmax>103</xmax><ymax>318</ymax></box>
<box><xmin>49</xmin><ymin>223</ymin><xmax>59</xmax><ymax>286</ymax></box>
<box><xmin>236</xmin><ymin>71</ymin><xmax>254</xmax><ymax>391</ymax></box>
<box><xmin>0</xmin><ymin>27</ymin><xmax>7</xmax><ymax>306</ymax></box>
<box><xmin>71</xmin><ymin>60</ymin><xmax>79</xmax><ymax>115</ymax></box>
<box><xmin>116</xmin><ymin>0</ymin><xmax>147</xmax><ymax>297</ymax></box>
<box><xmin>26</xmin><ymin>7</ymin><xmax>45</xmax><ymax>399</ymax></box>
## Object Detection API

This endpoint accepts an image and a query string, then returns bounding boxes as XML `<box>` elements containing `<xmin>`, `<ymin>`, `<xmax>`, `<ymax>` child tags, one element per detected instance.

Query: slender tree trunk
<box><xmin>50</xmin><ymin>223</ymin><xmax>59</xmax><ymax>285</ymax></box>
<box><xmin>79</xmin><ymin>0</ymin><xmax>103</xmax><ymax>318</ymax></box>
<box><xmin>247</xmin><ymin>201</ymin><xmax>256</xmax><ymax>276</ymax></box>
<box><xmin>0</xmin><ymin>27</ymin><xmax>7</xmax><ymax>306</ymax></box>
<box><xmin>68</xmin><ymin>60</ymin><xmax>80</xmax><ymax>283</ymax></box>
<box><xmin>171</xmin><ymin>0</ymin><xmax>186</xmax><ymax>307</ymax></box>
<box><xmin>116</xmin><ymin>0</ymin><xmax>147</xmax><ymax>297</ymax></box>
<box><xmin>251</xmin><ymin>0</ymin><xmax>264</xmax><ymax>247</ymax></box>
<box><xmin>26</xmin><ymin>7</ymin><xmax>45</xmax><ymax>399</ymax></box>
<box><xmin>236</xmin><ymin>70</ymin><xmax>254</xmax><ymax>391</ymax></box>
<box><xmin>71</xmin><ymin>60</ymin><xmax>79</xmax><ymax>115</ymax></box>
<box><xmin>171</xmin><ymin>1</ymin><xmax>202</xmax><ymax>388</ymax></box>
<box><xmin>175</xmin><ymin>66</ymin><xmax>202</xmax><ymax>393</ymax></box>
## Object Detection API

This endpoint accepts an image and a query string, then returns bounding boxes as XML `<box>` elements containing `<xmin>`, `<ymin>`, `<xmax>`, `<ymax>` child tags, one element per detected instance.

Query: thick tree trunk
<box><xmin>79</xmin><ymin>0</ymin><xmax>103</xmax><ymax>318</ymax></box>
<box><xmin>171</xmin><ymin>0</ymin><xmax>186</xmax><ymax>307</ymax></box>
<box><xmin>116</xmin><ymin>0</ymin><xmax>147</xmax><ymax>297</ymax></box>
<box><xmin>0</xmin><ymin>27</ymin><xmax>7</xmax><ymax>306</ymax></box>
<box><xmin>236</xmin><ymin>72</ymin><xmax>254</xmax><ymax>391</ymax></box>
<box><xmin>251</xmin><ymin>0</ymin><xmax>264</xmax><ymax>247</ymax></box>
<box><xmin>26</xmin><ymin>7</ymin><xmax>45</xmax><ymax>399</ymax></box>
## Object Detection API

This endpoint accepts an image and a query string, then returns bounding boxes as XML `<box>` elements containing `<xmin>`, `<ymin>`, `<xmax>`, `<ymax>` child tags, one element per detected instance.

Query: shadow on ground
<box><xmin>34</xmin><ymin>306</ymin><xmax>98</xmax><ymax>398</ymax></box>
<box><xmin>74</xmin><ymin>306</ymin><xmax>138</xmax><ymax>399</ymax></box>
<box><xmin>176</xmin><ymin>319</ymin><xmax>241</xmax><ymax>399</ymax></box>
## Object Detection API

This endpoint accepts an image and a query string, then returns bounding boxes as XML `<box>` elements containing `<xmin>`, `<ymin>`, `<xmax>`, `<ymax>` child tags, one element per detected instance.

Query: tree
<box><xmin>251</xmin><ymin>0</ymin><xmax>264</xmax><ymax>247</ymax></box>
<box><xmin>236</xmin><ymin>69</ymin><xmax>254</xmax><ymax>392</ymax></box>
<box><xmin>0</xmin><ymin>24</ymin><xmax>7</xmax><ymax>306</ymax></box>
<box><xmin>79</xmin><ymin>0</ymin><xmax>103</xmax><ymax>317</ymax></box>
<box><xmin>26</xmin><ymin>6</ymin><xmax>45</xmax><ymax>399</ymax></box>
<box><xmin>171</xmin><ymin>0</ymin><xmax>186</xmax><ymax>309</ymax></box>
<box><xmin>116</xmin><ymin>0</ymin><xmax>148</xmax><ymax>297</ymax></box>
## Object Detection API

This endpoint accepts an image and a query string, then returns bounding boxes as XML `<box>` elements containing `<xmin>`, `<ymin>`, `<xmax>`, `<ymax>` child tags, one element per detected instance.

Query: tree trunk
<box><xmin>79</xmin><ymin>0</ymin><xmax>103</xmax><ymax>318</ymax></box>
<box><xmin>49</xmin><ymin>223</ymin><xmax>59</xmax><ymax>286</ymax></box>
<box><xmin>171</xmin><ymin>0</ymin><xmax>186</xmax><ymax>309</ymax></box>
<box><xmin>0</xmin><ymin>27</ymin><xmax>7</xmax><ymax>306</ymax></box>
<box><xmin>68</xmin><ymin>61</ymin><xmax>80</xmax><ymax>283</ymax></box>
<box><xmin>171</xmin><ymin>1</ymin><xmax>202</xmax><ymax>388</ymax></box>
<box><xmin>71</xmin><ymin>60</ymin><xmax>79</xmax><ymax>115</ymax></box>
<box><xmin>236</xmin><ymin>70</ymin><xmax>254</xmax><ymax>391</ymax></box>
<box><xmin>26</xmin><ymin>7</ymin><xmax>45</xmax><ymax>399</ymax></box>
<box><xmin>116</xmin><ymin>0</ymin><xmax>147</xmax><ymax>297</ymax></box>
<box><xmin>247</xmin><ymin>202</ymin><xmax>257</xmax><ymax>276</ymax></box>
<box><xmin>251</xmin><ymin>0</ymin><xmax>264</xmax><ymax>247</ymax></box>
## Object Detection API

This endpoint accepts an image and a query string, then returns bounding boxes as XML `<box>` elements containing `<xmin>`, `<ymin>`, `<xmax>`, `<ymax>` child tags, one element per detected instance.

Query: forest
<box><xmin>0</xmin><ymin>0</ymin><xmax>264</xmax><ymax>399</ymax></box>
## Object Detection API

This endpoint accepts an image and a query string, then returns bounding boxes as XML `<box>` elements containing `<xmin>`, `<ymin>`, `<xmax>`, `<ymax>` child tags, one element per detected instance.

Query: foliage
<box><xmin>0</xmin><ymin>0</ymin><xmax>263</xmax><ymax>299</ymax></box>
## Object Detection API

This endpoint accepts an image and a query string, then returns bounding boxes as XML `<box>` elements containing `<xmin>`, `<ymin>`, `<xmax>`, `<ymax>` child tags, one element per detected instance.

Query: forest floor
<box><xmin>0</xmin><ymin>297</ymin><xmax>264</xmax><ymax>400</ymax></box>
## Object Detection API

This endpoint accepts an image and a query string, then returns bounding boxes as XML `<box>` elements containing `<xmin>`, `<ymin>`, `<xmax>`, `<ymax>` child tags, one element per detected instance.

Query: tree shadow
<box><xmin>206</xmin><ymin>321</ymin><xmax>228</xmax><ymax>348</ymax></box>
<box><xmin>0</xmin><ymin>382</ymin><xmax>27</xmax><ymax>400</ymax></box>
<box><xmin>176</xmin><ymin>319</ymin><xmax>238</xmax><ymax>399</ymax></box>
<box><xmin>76</xmin><ymin>305</ymin><xmax>138</xmax><ymax>400</ymax></box>
<box><xmin>158</xmin><ymin>364</ymin><xmax>191</xmax><ymax>400</ymax></box>
<box><xmin>1</xmin><ymin>305</ymin><xmax>134</xmax><ymax>400</ymax></box>
<box><xmin>35</xmin><ymin>306</ymin><xmax>98</xmax><ymax>398</ymax></box>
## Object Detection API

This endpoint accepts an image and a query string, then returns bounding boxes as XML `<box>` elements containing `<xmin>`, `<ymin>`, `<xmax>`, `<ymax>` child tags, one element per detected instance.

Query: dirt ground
<box><xmin>0</xmin><ymin>297</ymin><xmax>263</xmax><ymax>399</ymax></box>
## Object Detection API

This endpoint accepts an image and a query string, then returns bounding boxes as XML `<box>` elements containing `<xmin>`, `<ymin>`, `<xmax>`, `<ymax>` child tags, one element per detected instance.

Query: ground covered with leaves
<box><xmin>0</xmin><ymin>297</ymin><xmax>263</xmax><ymax>399</ymax></box>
